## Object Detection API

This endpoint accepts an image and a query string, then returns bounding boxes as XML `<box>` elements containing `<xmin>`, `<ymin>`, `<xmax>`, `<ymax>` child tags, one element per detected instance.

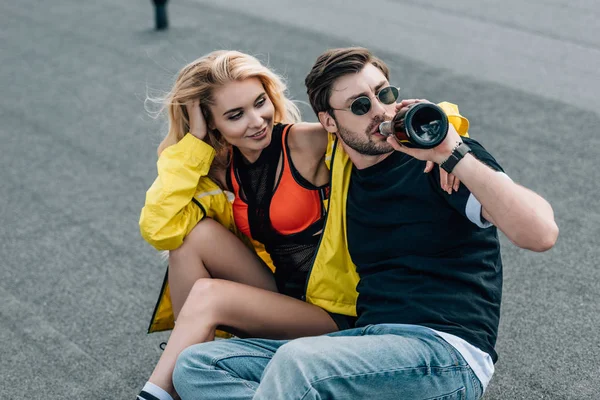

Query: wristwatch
<box><xmin>440</xmin><ymin>142</ymin><xmax>472</xmax><ymax>173</ymax></box>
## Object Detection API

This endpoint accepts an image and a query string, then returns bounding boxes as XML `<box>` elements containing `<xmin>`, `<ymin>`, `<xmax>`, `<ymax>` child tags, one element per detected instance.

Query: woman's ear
<box><xmin>318</xmin><ymin>110</ymin><xmax>338</xmax><ymax>133</ymax></box>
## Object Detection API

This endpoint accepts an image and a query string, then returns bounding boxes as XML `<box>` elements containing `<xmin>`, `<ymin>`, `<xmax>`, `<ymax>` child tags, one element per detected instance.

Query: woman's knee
<box><xmin>177</xmin><ymin>278</ymin><xmax>222</xmax><ymax>321</ymax></box>
<box><xmin>187</xmin><ymin>218</ymin><xmax>226</xmax><ymax>243</ymax></box>
<box><xmin>170</xmin><ymin>218</ymin><xmax>223</xmax><ymax>262</ymax></box>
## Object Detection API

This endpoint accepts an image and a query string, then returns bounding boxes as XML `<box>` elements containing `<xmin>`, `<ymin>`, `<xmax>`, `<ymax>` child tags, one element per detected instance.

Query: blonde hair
<box><xmin>153</xmin><ymin>50</ymin><xmax>301</xmax><ymax>175</ymax></box>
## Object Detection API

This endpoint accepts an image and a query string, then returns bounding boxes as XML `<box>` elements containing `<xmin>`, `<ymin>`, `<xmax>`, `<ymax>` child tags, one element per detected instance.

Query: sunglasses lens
<box><xmin>378</xmin><ymin>86</ymin><xmax>399</xmax><ymax>104</ymax></box>
<box><xmin>351</xmin><ymin>97</ymin><xmax>371</xmax><ymax>115</ymax></box>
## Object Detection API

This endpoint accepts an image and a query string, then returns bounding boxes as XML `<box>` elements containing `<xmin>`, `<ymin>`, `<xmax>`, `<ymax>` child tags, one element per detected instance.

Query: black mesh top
<box><xmin>228</xmin><ymin>123</ymin><xmax>328</xmax><ymax>299</ymax></box>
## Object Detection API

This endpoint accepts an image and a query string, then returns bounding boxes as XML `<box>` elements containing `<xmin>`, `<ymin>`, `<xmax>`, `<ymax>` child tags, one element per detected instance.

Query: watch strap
<box><xmin>440</xmin><ymin>142</ymin><xmax>471</xmax><ymax>173</ymax></box>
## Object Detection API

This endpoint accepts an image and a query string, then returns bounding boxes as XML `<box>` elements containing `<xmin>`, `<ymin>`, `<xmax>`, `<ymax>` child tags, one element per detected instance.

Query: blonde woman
<box><xmin>137</xmin><ymin>50</ymin><xmax>459</xmax><ymax>400</ymax></box>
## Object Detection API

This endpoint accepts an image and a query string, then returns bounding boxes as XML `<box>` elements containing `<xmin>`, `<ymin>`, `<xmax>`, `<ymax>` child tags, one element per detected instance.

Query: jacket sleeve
<box><xmin>139</xmin><ymin>134</ymin><xmax>216</xmax><ymax>251</ymax></box>
<box><xmin>437</xmin><ymin>102</ymin><xmax>470</xmax><ymax>137</ymax></box>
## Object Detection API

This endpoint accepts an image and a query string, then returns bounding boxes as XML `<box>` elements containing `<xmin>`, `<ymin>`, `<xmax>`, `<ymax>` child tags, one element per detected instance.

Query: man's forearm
<box><xmin>452</xmin><ymin>153</ymin><xmax>558</xmax><ymax>252</ymax></box>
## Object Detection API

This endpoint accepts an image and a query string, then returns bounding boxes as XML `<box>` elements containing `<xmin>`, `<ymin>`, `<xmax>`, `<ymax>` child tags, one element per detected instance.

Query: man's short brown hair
<box><xmin>305</xmin><ymin>47</ymin><xmax>390</xmax><ymax>115</ymax></box>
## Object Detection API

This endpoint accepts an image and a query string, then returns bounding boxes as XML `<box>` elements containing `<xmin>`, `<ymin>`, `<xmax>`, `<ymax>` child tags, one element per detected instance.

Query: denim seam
<box><xmin>210</xmin><ymin>351</ymin><xmax>273</xmax><ymax>366</ymax></box>
<box><xmin>312</xmin><ymin>364</ymin><xmax>469</xmax><ymax>383</ymax></box>
<box><xmin>205</xmin><ymin>364</ymin><xmax>258</xmax><ymax>392</ymax></box>
<box><xmin>468</xmin><ymin>366</ymin><xmax>483</xmax><ymax>398</ymax></box>
<box><xmin>422</xmin><ymin>386</ymin><xmax>466</xmax><ymax>400</ymax></box>
<box><xmin>299</xmin><ymin>365</ymin><xmax>471</xmax><ymax>400</ymax></box>
<box><xmin>363</xmin><ymin>327</ymin><xmax>463</xmax><ymax>368</ymax></box>
<box><xmin>210</xmin><ymin>352</ymin><xmax>273</xmax><ymax>392</ymax></box>
<box><xmin>298</xmin><ymin>385</ymin><xmax>318</xmax><ymax>400</ymax></box>
<box><xmin>431</xmin><ymin>334</ymin><xmax>462</xmax><ymax>367</ymax></box>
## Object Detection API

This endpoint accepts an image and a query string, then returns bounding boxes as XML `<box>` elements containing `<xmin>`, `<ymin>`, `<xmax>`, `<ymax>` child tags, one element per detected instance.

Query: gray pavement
<box><xmin>0</xmin><ymin>0</ymin><xmax>598</xmax><ymax>398</ymax></box>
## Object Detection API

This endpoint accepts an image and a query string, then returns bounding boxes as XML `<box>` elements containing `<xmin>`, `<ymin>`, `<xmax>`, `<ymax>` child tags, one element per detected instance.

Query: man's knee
<box><xmin>268</xmin><ymin>337</ymin><xmax>326</xmax><ymax>371</ymax></box>
<box><xmin>172</xmin><ymin>344</ymin><xmax>201</xmax><ymax>394</ymax></box>
<box><xmin>255</xmin><ymin>337</ymin><xmax>335</xmax><ymax>398</ymax></box>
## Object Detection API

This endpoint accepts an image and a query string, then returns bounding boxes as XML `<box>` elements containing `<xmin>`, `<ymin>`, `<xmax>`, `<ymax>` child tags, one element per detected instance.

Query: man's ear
<box><xmin>318</xmin><ymin>111</ymin><xmax>338</xmax><ymax>133</ymax></box>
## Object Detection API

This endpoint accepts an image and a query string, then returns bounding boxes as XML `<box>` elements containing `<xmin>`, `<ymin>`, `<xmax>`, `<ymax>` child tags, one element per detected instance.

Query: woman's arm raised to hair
<box><xmin>139</xmin><ymin>134</ymin><xmax>217</xmax><ymax>251</ymax></box>
<box><xmin>141</xmin><ymin>100</ymin><xmax>224</xmax><ymax>251</ymax></box>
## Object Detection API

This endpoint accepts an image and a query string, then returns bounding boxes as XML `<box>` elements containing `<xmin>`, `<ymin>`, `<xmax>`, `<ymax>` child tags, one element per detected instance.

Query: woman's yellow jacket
<box><xmin>140</xmin><ymin>102</ymin><xmax>469</xmax><ymax>333</ymax></box>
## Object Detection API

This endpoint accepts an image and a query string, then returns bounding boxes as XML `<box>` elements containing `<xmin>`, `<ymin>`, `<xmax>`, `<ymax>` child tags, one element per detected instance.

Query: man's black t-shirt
<box><xmin>346</xmin><ymin>137</ymin><xmax>504</xmax><ymax>362</ymax></box>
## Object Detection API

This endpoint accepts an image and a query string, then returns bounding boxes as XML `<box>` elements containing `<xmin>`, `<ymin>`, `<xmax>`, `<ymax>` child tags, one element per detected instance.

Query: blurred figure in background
<box><xmin>152</xmin><ymin>0</ymin><xmax>168</xmax><ymax>30</ymax></box>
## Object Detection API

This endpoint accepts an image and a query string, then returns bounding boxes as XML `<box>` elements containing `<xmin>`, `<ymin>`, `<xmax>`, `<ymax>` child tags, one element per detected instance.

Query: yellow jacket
<box><xmin>140</xmin><ymin>134</ymin><xmax>273</xmax><ymax>332</ymax></box>
<box><xmin>140</xmin><ymin>102</ymin><xmax>469</xmax><ymax>333</ymax></box>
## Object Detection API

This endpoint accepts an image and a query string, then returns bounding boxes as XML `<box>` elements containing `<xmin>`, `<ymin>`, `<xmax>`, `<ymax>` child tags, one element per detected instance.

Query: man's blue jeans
<box><xmin>173</xmin><ymin>324</ymin><xmax>484</xmax><ymax>400</ymax></box>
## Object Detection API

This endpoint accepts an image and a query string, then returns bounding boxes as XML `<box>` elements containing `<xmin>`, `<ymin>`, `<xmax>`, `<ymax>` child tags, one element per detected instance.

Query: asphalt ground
<box><xmin>0</xmin><ymin>0</ymin><xmax>598</xmax><ymax>398</ymax></box>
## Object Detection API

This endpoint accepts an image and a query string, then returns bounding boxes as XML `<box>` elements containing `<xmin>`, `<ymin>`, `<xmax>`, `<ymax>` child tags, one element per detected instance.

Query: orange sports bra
<box><xmin>229</xmin><ymin>124</ymin><xmax>328</xmax><ymax>239</ymax></box>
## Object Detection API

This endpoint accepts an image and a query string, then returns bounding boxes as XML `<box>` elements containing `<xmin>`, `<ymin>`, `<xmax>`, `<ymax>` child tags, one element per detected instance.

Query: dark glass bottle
<box><xmin>379</xmin><ymin>103</ymin><xmax>449</xmax><ymax>149</ymax></box>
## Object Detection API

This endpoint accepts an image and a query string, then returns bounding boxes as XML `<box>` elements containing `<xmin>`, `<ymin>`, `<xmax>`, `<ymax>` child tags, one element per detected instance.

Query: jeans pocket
<box><xmin>423</xmin><ymin>386</ymin><xmax>466</xmax><ymax>400</ymax></box>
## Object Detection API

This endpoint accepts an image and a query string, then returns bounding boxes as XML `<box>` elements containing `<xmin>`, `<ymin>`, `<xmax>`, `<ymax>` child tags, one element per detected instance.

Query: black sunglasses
<box><xmin>331</xmin><ymin>86</ymin><xmax>399</xmax><ymax>116</ymax></box>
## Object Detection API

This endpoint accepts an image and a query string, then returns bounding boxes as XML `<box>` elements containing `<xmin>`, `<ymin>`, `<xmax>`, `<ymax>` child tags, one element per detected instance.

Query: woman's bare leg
<box><xmin>148</xmin><ymin>218</ymin><xmax>281</xmax><ymax>397</ymax></box>
<box><xmin>149</xmin><ymin>278</ymin><xmax>338</xmax><ymax>395</ymax></box>
<box><xmin>168</xmin><ymin>218</ymin><xmax>277</xmax><ymax>319</ymax></box>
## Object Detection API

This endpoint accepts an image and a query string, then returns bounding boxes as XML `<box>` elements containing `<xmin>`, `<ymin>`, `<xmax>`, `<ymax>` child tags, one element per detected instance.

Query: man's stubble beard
<box><xmin>336</xmin><ymin>119</ymin><xmax>393</xmax><ymax>156</ymax></box>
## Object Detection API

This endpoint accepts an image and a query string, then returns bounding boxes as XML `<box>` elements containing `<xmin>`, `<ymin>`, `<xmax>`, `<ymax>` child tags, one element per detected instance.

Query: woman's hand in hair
<box><xmin>185</xmin><ymin>99</ymin><xmax>208</xmax><ymax>140</ymax></box>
